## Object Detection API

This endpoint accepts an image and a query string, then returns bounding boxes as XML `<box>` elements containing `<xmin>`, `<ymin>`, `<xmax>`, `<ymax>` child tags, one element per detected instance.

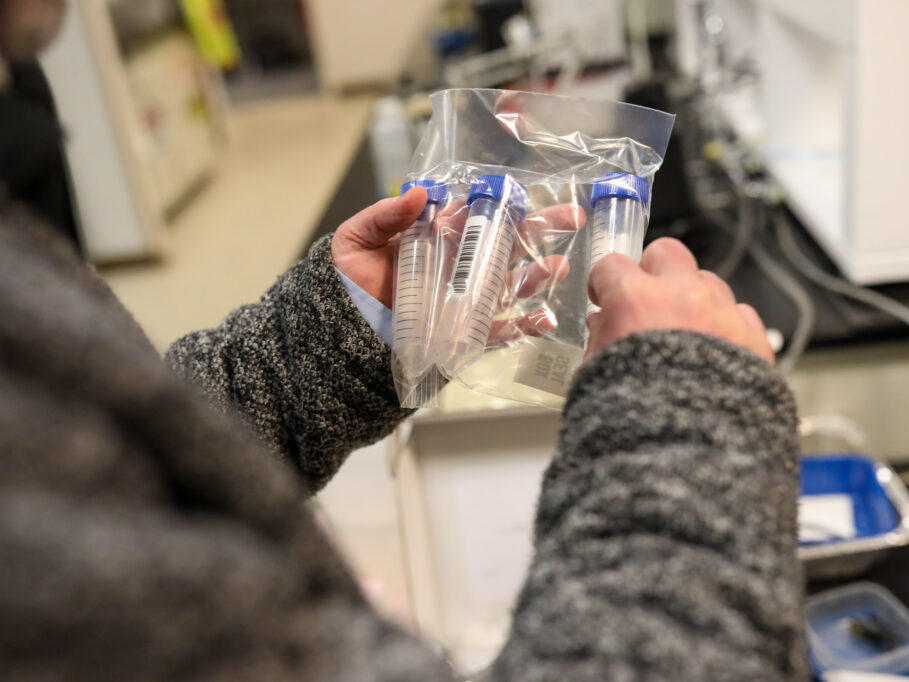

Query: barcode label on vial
<box><xmin>450</xmin><ymin>215</ymin><xmax>487</xmax><ymax>295</ymax></box>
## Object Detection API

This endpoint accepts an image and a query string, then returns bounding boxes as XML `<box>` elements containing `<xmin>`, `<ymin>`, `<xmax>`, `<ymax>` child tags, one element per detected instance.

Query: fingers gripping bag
<box><xmin>391</xmin><ymin>89</ymin><xmax>674</xmax><ymax>408</ymax></box>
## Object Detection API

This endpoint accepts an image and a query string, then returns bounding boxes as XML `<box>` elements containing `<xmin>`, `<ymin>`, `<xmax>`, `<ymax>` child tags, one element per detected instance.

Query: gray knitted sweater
<box><xmin>0</xmin><ymin>206</ymin><xmax>808</xmax><ymax>681</ymax></box>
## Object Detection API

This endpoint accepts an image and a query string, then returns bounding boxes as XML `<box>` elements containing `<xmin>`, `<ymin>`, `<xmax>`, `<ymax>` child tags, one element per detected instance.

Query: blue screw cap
<box><xmin>468</xmin><ymin>174</ymin><xmax>528</xmax><ymax>222</ymax></box>
<box><xmin>590</xmin><ymin>173</ymin><xmax>650</xmax><ymax>207</ymax></box>
<box><xmin>400</xmin><ymin>179</ymin><xmax>448</xmax><ymax>204</ymax></box>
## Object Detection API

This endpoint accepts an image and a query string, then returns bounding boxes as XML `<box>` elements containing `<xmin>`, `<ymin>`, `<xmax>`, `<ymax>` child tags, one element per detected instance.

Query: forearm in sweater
<box><xmin>165</xmin><ymin>235</ymin><xmax>411</xmax><ymax>493</ymax></box>
<box><xmin>491</xmin><ymin>331</ymin><xmax>809</xmax><ymax>682</ymax></box>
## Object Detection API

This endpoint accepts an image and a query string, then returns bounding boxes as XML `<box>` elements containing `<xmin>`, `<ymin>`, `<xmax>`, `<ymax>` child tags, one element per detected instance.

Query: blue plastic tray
<box><xmin>800</xmin><ymin>455</ymin><xmax>900</xmax><ymax>544</ymax></box>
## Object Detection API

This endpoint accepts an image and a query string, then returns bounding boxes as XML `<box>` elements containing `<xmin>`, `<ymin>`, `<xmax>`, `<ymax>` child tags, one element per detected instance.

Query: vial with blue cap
<box><xmin>588</xmin><ymin>173</ymin><xmax>650</xmax><ymax>314</ymax></box>
<box><xmin>392</xmin><ymin>179</ymin><xmax>448</xmax><ymax>387</ymax></box>
<box><xmin>435</xmin><ymin>174</ymin><xmax>527</xmax><ymax>375</ymax></box>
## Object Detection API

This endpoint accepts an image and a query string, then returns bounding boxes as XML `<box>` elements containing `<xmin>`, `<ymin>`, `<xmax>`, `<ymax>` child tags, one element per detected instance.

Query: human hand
<box><xmin>331</xmin><ymin>187</ymin><xmax>430</xmax><ymax>308</ymax></box>
<box><xmin>332</xmin><ymin>187</ymin><xmax>585</xmax><ymax>344</ymax></box>
<box><xmin>585</xmin><ymin>237</ymin><xmax>774</xmax><ymax>364</ymax></box>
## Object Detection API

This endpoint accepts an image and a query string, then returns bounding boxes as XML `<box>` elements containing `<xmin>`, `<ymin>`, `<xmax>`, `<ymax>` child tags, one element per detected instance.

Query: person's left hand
<box><xmin>331</xmin><ymin>187</ymin><xmax>430</xmax><ymax>308</ymax></box>
<box><xmin>332</xmin><ymin>189</ymin><xmax>585</xmax><ymax>341</ymax></box>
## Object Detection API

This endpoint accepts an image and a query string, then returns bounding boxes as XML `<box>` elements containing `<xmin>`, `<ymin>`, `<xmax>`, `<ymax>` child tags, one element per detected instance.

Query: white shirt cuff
<box><xmin>335</xmin><ymin>267</ymin><xmax>394</xmax><ymax>346</ymax></box>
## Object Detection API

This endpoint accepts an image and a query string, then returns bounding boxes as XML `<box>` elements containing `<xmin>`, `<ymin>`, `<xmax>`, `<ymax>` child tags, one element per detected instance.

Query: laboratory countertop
<box><xmin>101</xmin><ymin>94</ymin><xmax>374</xmax><ymax>351</ymax></box>
<box><xmin>423</xmin><ymin>339</ymin><xmax>909</xmax><ymax>463</ymax></box>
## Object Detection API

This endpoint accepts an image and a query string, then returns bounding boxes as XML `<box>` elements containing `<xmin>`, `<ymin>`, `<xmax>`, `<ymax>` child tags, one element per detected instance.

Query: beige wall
<box><xmin>306</xmin><ymin>0</ymin><xmax>443</xmax><ymax>91</ymax></box>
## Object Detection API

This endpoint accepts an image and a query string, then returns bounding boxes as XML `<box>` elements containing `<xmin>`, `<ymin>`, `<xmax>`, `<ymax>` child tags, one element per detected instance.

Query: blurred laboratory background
<box><xmin>17</xmin><ymin>0</ymin><xmax>909</xmax><ymax>674</ymax></box>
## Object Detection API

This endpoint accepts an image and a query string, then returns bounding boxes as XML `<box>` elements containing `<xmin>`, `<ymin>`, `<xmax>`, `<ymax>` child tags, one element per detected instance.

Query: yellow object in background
<box><xmin>179</xmin><ymin>0</ymin><xmax>241</xmax><ymax>69</ymax></box>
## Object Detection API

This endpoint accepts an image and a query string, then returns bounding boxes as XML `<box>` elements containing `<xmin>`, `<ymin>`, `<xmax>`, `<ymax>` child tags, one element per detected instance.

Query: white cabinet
<box><xmin>391</xmin><ymin>407</ymin><xmax>560</xmax><ymax>673</ymax></box>
<box><xmin>41</xmin><ymin>1</ymin><xmax>226</xmax><ymax>263</ymax></box>
<box><xmin>676</xmin><ymin>0</ymin><xmax>909</xmax><ymax>284</ymax></box>
<box><xmin>306</xmin><ymin>0</ymin><xmax>444</xmax><ymax>91</ymax></box>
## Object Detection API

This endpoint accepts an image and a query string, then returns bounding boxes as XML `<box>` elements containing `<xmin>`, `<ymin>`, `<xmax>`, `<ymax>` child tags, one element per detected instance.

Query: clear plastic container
<box><xmin>434</xmin><ymin>174</ymin><xmax>527</xmax><ymax>376</ymax></box>
<box><xmin>391</xmin><ymin>180</ymin><xmax>448</xmax><ymax>402</ymax></box>
<box><xmin>806</xmin><ymin>582</ymin><xmax>909</xmax><ymax>676</ymax></box>
<box><xmin>588</xmin><ymin>173</ymin><xmax>650</xmax><ymax>315</ymax></box>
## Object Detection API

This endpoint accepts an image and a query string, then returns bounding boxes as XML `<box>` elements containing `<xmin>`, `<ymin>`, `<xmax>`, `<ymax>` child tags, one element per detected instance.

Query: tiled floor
<box><xmin>314</xmin><ymin>439</ymin><xmax>414</xmax><ymax>625</ymax></box>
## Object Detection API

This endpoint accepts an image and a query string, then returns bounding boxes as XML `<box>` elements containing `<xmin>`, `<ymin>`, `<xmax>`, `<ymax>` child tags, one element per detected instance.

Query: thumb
<box><xmin>336</xmin><ymin>187</ymin><xmax>428</xmax><ymax>250</ymax></box>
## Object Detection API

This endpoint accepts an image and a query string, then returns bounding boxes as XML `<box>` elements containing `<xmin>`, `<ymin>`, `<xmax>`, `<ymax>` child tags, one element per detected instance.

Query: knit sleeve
<box><xmin>490</xmin><ymin>331</ymin><xmax>809</xmax><ymax>681</ymax></box>
<box><xmin>165</xmin><ymin>235</ymin><xmax>412</xmax><ymax>493</ymax></box>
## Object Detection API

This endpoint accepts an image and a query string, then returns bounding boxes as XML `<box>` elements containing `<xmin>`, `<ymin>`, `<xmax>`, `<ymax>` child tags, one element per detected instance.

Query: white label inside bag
<box><xmin>514</xmin><ymin>339</ymin><xmax>584</xmax><ymax>396</ymax></box>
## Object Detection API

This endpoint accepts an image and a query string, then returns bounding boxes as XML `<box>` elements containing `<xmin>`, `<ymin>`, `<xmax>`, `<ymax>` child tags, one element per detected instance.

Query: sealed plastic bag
<box><xmin>391</xmin><ymin>89</ymin><xmax>674</xmax><ymax>408</ymax></box>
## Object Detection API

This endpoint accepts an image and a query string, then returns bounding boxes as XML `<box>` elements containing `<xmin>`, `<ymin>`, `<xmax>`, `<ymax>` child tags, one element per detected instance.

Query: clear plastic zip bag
<box><xmin>391</xmin><ymin>89</ymin><xmax>674</xmax><ymax>408</ymax></box>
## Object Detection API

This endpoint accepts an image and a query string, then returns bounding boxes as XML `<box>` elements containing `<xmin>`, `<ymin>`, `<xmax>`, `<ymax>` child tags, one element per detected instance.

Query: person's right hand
<box><xmin>585</xmin><ymin>237</ymin><xmax>774</xmax><ymax>364</ymax></box>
